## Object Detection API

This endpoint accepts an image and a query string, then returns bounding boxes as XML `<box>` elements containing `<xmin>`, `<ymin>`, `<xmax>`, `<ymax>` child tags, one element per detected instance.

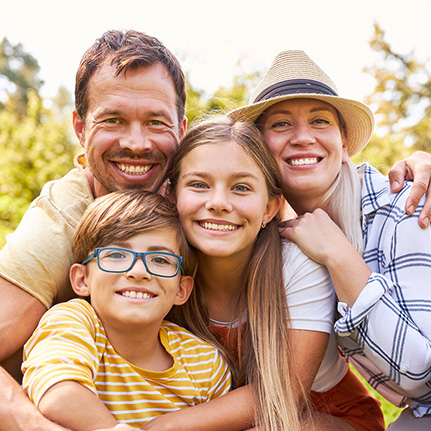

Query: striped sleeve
<box><xmin>162</xmin><ymin>322</ymin><xmax>231</xmax><ymax>402</ymax></box>
<box><xmin>22</xmin><ymin>299</ymin><xmax>104</xmax><ymax>405</ymax></box>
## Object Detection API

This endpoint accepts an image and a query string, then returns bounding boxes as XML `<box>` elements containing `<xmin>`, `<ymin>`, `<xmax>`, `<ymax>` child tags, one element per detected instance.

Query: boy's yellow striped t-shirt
<box><xmin>22</xmin><ymin>299</ymin><xmax>232</xmax><ymax>427</ymax></box>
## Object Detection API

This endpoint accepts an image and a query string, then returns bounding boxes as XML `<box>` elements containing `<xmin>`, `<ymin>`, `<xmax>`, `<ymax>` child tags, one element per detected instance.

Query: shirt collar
<box><xmin>361</xmin><ymin>162</ymin><xmax>391</xmax><ymax>216</ymax></box>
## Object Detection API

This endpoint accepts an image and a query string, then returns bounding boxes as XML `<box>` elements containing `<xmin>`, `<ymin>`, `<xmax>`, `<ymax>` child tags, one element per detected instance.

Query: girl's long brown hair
<box><xmin>166</xmin><ymin>117</ymin><xmax>308</xmax><ymax>430</ymax></box>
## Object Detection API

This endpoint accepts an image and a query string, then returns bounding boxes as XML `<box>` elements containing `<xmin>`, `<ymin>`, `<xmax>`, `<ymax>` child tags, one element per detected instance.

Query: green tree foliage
<box><xmin>0</xmin><ymin>37</ymin><xmax>44</xmax><ymax>114</ymax></box>
<box><xmin>355</xmin><ymin>23</ymin><xmax>431</xmax><ymax>171</ymax></box>
<box><xmin>0</xmin><ymin>39</ymin><xmax>77</xmax><ymax>246</ymax></box>
<box><xmin>185</xmin><ymin>66</ymin><xmax>262</xmax><ymax>125</ymax></box>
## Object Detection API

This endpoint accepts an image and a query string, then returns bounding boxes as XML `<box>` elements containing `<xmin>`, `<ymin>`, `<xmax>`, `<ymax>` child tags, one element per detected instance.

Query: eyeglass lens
<box><xmin>98</xmin><ymin>248</ymin><xmax>179</xmax><ymax>276</ymax></box>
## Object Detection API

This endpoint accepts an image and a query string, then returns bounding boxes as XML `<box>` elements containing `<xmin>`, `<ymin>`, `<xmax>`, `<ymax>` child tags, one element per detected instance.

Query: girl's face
<box><xmin>258</xmin><ymin>99</ymin><xmax>348</xmax><ymax>212</ymax></box>
<box><xmin>175</xmin><ymin>141</ymin><xmax>278</xmax><ymax>262</ymax></box>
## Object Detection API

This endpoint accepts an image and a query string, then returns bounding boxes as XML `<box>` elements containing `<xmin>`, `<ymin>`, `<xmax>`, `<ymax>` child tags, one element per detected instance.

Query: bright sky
<box><xmin>1</xmin><ymin>0</ymin><xmax>431</xmax><ymax>106</ymax></box>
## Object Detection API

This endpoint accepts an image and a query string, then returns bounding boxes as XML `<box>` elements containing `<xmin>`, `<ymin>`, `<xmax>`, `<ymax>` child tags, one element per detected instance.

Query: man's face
<box><xmin>73</xmin><ymin>63</ymin><xmax>186</xmax><ymax>197</ymax></box>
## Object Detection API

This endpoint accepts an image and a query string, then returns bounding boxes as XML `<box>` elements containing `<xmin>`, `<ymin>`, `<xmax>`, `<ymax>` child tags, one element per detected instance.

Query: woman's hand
<box><xmin>388</xmin><ymin>150</ymin><xmax>431</xmax><ymax>229</ymax></box>
<box><xmin>280</xmin><ymin>209</ymin><xmax>371</xmax><ymax>307</ymax></box>
<box><xmin>279</xmin><ymin>209</ymin><xmax>351</xmax><ymax>266</ymax></box>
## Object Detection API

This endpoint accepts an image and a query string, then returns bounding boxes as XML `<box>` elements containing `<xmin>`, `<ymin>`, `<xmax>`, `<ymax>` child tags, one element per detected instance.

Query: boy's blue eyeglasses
<box><xmin>81</xmin><ymin>247</ymin><xmax>184</xmax><ymax>278</ymax></box>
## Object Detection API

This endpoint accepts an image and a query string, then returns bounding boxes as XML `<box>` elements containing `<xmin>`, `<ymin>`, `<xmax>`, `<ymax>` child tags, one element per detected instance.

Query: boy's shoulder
<box><xmin>161</xmin><ymin>320</ymin><xmax>219</xmax><ymax>354</ymax></box>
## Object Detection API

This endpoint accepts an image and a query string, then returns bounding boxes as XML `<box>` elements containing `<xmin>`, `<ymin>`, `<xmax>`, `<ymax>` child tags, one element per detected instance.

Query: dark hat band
<box><xmin>254</xmin><ymin>79</ymin><xmax>338</xmax><ymax>103</ymax></box>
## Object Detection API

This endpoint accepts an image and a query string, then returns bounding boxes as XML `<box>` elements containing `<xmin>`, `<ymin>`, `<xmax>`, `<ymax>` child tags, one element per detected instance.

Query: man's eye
<box><xmin>104</xmin><ymin>118</ymin><xmax>120</xmax><ymax>124</ymax></box>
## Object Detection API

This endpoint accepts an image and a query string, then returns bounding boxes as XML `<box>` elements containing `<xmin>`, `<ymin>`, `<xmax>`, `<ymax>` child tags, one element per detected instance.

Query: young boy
<box><xmin>22</xmin><ymin>190</ymin><xmax>231</xmax><ymax>430</ymax></box>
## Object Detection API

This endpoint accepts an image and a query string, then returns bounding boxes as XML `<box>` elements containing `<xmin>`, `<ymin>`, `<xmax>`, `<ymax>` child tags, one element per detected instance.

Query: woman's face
<box><xmin>258</xmin><ymin>99</ymin><xmax>348</xmax><ymax>212</ymax></box>
<box><xmin>175</xmin><ymin>141</ymin><xmax>278</xmax><ymax>262</ymax></box>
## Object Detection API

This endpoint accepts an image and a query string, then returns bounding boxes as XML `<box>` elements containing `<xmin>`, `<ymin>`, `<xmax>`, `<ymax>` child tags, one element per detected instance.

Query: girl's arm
<box><xmin>140</xmin><ymin>385</ymin><xmax>256</xmax><ymax>431</ymax></box>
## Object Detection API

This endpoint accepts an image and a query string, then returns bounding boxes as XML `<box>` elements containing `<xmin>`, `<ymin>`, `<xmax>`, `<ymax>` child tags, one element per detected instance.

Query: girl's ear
<box><xmin>263</xmin><ymin>196</ymin><xmax>281</xmax><ymax>226</ymax></box>
<box><xmin>70</xmin><ymin>264</ymin><xmax>91</xmax><ymax>297</ymax></box>
<box><xmin>173</xmin><ymin>275</ymin><xmax>193</xmax><ymax>306</ymax></box>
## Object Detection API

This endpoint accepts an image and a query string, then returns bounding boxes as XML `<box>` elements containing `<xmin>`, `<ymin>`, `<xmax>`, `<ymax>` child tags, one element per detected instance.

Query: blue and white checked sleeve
<box><xmin>335</xmin><ymin>176</ymin><xmax>431</xmax><ymax>392</ymax></box>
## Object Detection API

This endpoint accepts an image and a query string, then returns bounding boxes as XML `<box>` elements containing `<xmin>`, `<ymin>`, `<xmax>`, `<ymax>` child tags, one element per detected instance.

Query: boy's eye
<box><xmin>104</xmin><ymin>251</ymin><xmax>128</xmax><ymax>259</ymax></box>
<box><xmin>150</xmin><ymin>255</ymin><xmax>175</xmax><ymax>266</ymax></box>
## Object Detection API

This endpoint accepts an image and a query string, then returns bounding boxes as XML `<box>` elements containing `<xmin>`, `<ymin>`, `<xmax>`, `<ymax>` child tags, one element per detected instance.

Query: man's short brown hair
<box><xmin>75</xmin><ymin>29</ymin><xmax>186</xmax><ymax>126</ymax></box>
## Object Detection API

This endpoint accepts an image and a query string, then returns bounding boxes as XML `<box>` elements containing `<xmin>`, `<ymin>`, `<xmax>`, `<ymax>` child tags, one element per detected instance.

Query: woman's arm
<box><xmin>388</xmin><ymin>150</ymin><xmax>431</xmax><ymax>229</ymax></box>
<box><xmin>281</xmin><ymin>206</ymin><xmax>431</xmax><ymax>392</ymax></box>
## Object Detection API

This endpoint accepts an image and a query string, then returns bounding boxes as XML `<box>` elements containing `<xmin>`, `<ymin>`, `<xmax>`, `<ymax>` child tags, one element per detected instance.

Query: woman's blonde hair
<box><xmin>166</xmin><ymin>116</ymin><xmax>308</xmax><ymax>431</ymax></box>
<box><xmin>320</xmin><ymin>113</ymin><xmax>364</xmax><ymax>253</ymax></box>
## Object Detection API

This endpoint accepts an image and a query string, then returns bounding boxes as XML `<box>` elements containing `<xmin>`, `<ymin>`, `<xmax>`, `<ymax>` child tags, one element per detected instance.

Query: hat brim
<box><xmin>228</xmin><ymin>93</ymin><xmax>375</xmax><ymax>157</ymax></box>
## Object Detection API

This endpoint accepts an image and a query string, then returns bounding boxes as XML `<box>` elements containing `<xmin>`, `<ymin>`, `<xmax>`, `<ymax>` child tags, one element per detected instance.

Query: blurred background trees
<box><xmin>1</xmin><ymin>23</ymin><xmax>431</xmax><ymax>246</ymax></box>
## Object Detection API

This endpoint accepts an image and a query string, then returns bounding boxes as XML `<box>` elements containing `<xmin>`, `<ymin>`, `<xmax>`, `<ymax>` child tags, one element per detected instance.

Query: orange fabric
<box><xmin>310</xmin><ymin>367</ymin><xmax>385</xmax><ymax>431</ymax></box>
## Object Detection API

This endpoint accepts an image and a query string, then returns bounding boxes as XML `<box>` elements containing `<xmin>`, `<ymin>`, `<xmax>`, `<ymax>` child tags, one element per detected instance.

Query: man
<box><xmin>0</xmin><ymin>29</ymin><xmax>186</xmax><ymax>431</ymax></box>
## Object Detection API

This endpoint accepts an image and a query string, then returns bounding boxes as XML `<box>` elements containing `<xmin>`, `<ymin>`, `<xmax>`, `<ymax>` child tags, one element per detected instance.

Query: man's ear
<box><xmin>72</xmin><ymin>110</ymin><xmax>86</xmax><ymax>148</ymax></box>
<box><xmin>173</xmin><ymin>275</ymin><xmax>193</xmax><ymax>306</ymax></box>
<box><xmin>70</xmin><ymin>264</ymin><xmax>91</xmax><ymax>297</ymax></box>
<box><xmin>179</xmin><ymin>116</ymin><xmax>187</xmax><ymax>140</ymax></box>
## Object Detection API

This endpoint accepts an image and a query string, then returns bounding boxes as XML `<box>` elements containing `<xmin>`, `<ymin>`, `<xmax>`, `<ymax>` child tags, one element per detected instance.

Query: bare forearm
<box><xmin>141</xmin><ymin>386</ymin><xmax>256</xmax><ymax>431</ymax></box>
<box><xmin>39</xmin><ymin>381</ymin><xmax>118</xmax><ymax>431</ymax></box>
<box><xmin>323</xmin><ymin>246</ymin><xmax>371</xmax><ymax>308</ymax></box>
<box><xmin>0</xmin><ymin>366</ymin><xmax>68</xmax><ymax>431</ymax></box>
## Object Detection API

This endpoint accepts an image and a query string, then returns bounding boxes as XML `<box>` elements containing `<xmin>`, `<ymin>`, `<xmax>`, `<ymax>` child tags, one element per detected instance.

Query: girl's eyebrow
<box><xmin>181</xmin><ymin>171</ymin><xmax>260</xmax><ymax>181</ymax></box>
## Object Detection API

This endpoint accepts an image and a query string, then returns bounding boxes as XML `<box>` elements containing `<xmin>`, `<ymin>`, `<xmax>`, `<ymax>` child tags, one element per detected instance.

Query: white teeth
<box><xmin>200</xmin><ymin>222</ymin><xmax>238</xmax><ymax>231</ymax></box>
<box><xmin>288</xmin><ymin>158</ymin><xmax>319</xmax><ymax>166</ymax></box>
<box><xmin>121</xmin><ymin>291</ymin><xmax>153</xmax><ymax>299</ymax></box>
<box><xmin>116</xmin><ymin>163</ymin><xmax>152</xmax><ymax>175</ymax></box>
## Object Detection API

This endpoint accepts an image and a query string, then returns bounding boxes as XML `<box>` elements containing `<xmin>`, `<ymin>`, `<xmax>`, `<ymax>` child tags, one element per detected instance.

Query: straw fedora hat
<box><xmin>229</xmin><ymin>50</ymin><xmax>375</xmax><ymax>157</ymax></box>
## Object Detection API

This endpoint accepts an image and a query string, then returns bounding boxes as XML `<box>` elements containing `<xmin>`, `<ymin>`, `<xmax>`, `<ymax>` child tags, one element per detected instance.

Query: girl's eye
<box><xmin>234</xmin><ymin>185</ymin><xmax>250</xmax><ymax>192</ymax></box>
<box><xmin>190</xmin><ymin>182</ymin><xmax>208</xmax><ymax>189</ymax></box>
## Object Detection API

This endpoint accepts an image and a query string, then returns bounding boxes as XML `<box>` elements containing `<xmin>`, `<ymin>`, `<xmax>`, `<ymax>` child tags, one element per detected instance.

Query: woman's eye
<box><xmin>312</xmin><ymin>118</ymin><xmax>330</xmax><ymax>126</ymax></box>
<box><xmin>271</xmin><ymin>121</ymin><xmax>290</xmax><ymax>129</ymax></box>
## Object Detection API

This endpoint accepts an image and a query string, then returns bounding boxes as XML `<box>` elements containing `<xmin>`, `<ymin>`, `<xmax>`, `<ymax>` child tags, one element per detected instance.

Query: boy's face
<box><xmin>70</xmin><ymin>229</ymin><xmax>192</xmax><ymax>333</ymax></box>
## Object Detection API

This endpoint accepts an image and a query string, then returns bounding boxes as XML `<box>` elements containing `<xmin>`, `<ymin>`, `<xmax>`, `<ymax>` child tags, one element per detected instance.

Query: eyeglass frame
<box><xmin>81</xmin><ymin>246</ymin><xmax>184</xmax><ymax>278</ymax></box>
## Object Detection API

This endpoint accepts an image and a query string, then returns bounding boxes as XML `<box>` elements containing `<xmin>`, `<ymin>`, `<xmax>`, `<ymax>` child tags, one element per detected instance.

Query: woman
<box><xmin>143</xmin><ymin>117</ymin><xmax>384</xmax><ymax>431</ymax></box>
<box><xmin>230</xmin><ymin>50</ymin><xmax>431</xmax><ymax>430</ymax></box>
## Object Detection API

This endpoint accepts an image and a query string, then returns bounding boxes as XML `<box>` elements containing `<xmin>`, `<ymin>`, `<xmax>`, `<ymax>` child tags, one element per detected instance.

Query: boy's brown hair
<box><xmin>72</xmin><ymin>190</ymin><xmax>195</xmax><ymax>276</ymax></box>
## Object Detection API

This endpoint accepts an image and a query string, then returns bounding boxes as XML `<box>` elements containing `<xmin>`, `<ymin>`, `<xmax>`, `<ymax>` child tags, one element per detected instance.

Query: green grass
<box><xmin>352</xmin><ymin>366</ymin><xmax>403</xmax><ymax>427</ymax></box>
